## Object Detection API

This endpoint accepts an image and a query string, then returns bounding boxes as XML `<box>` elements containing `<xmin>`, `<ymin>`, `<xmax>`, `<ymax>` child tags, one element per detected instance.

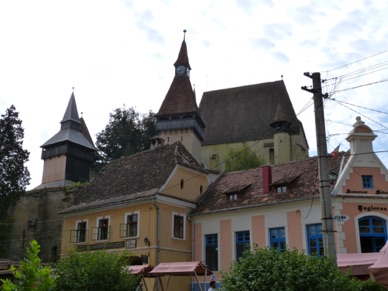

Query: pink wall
<box><xmin>342</xmin><ymin>167</ymin><xmax>388</xmax><ymax>194</ymax></box>
<box><xmin>220</xmin><ymin>219</ymin><xmax>232</xmax><ymax>271</ymax></box>
<box><xmin>252</xmin><ymin>215</ymin><xmax>265</xmax><ymax>247</ymax></box>
<box><xmin>287</xmin><ymin>211</ymin><xmax>303</xmax><ymax>251</ymax></box>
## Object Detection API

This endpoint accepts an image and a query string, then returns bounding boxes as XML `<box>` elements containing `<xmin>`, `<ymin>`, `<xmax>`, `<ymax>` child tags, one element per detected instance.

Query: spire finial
<box><xmin>72</xmin><ymin>86</ymin><xmax>74</xmax><ymax>93</ymax></box>
<box><xmin>183</xmin><ymin>29</ymin><xmax>186</xmax><ymax>40</ymax></box>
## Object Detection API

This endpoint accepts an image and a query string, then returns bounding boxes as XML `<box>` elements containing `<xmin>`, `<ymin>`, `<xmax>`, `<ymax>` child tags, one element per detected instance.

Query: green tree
<box><xmin>1</xmin><ymin>240</ymin><xmax>56</xmax><ymax>291</ymax></box>
<box><xmin>95</xmin><ymin>107</ymin><xmax>156</xmax><ymax>162</ymax></box>
<box><xmin>54</xmin><ymin>249</ymin><xmax>139</xmax><ymax>291</ymax></box>
<box><xmin>0</xmin><ymin>105</ymin><xmax>30</xmax><ymax>256</ymax></box>
<box><xmin>225</xmin><ymin>145</ymin><xmax>263</xmax><ymax>172</ymax></box>
<box><xmin>221</xmin><ymin>246</ymin><xmax>384</xmax><ymax>291</ymax></box>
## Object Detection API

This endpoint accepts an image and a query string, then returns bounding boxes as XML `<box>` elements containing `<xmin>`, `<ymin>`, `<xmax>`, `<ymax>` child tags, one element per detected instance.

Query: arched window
<box><xmin>358</xmin><ymin>216</ymin><xmax>387</xmax><ymax>253</ymax></box>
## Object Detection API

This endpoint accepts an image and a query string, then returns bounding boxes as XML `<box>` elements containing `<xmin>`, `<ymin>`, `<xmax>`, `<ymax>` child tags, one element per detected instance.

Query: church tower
<box><xmin>270</xmin><ymin>102</ymin><xmax>291</xmax><ymax>164</ymax></box>
<box><xmin>156</xmin><ymin>31</ymin><xmax>205</xmax><ymax>163</ymax></box>
<box><xmin>38</xmin><ymin>90</ymin><xmax>97</xmax><ymax>189</ymax></box>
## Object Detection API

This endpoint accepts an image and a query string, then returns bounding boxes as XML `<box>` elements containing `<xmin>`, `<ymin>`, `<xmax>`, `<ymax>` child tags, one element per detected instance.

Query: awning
<box><xmin>149</xmin><ymin>261</ymin><xmax>213</xmax><ymax>291</ymax></box>
<box><xmin>127</xmin><ymin>264</ymin><xmax>154</xmax><ymax>275</ymax></box>
<box><xmin>369</xmin><ymin>241</ymin><xmax>388</xmax><ymax>288</ymax></box>
<box><xmin>337</xmin><ymin>253</ymin><xmax>380</xmax><ymax>276</ymax></box>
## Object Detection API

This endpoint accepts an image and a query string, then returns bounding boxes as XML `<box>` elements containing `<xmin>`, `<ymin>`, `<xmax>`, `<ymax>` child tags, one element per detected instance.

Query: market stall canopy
<box><xmin>369</xmin><ymin>241</ymin><xmax>388</xmax><ymax>288</ymax></box>
<box><xmin>337</xmin><ymin>253</ymin><xmax>380</xmax><ymax>276</ymax></box>
<box><xmin>149</xmin><ymin>261</ymin><xmax>212</xmax><ymax>276</ymax></box>
<box><xmin>127</xmin><ymin>264</ymin><xmax>154</xmax><ymax>276</ymax></box>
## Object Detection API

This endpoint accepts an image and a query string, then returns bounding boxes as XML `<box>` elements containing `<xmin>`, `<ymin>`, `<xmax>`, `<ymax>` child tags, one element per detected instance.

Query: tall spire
<box><xmin>174</xmin><ymin>29</ymin><xmax>191</xmax><ymax>70</ymax></box>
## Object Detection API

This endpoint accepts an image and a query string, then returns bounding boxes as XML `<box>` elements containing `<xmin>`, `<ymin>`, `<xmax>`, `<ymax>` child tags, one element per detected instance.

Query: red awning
<box><xmin>149</xmin><ymin>261</ymin><xmax>212</xmax><ymax>276</ymax></box>
<box><xmin>127</xmin><ymin>264</ymin><xmax>154</xmax><ymax>275</ymax></box>
<box><xmin>369</xmin><ymin>241</ymin><xmax>388</xmax><ymax>288</ymax></box>
<box><xmin>337</xmin><ymin>253</ymin><xmax>380</xmax><ymax>276</ymax></box>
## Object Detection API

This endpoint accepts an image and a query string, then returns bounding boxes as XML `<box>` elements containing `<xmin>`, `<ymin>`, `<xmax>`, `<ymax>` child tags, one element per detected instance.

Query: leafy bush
<box><xmin>221</xmin><ymin>246</ymin><xmax>384</xmax><ymax>291</ymax></box>
<box><xmin>1</xmin><ymin>240</ymin><xmax>56</xmax><ymax>291</ymax></box>
<box><xmin>54</xmin><ymin>249</ymin><xmax>139</xmax><ymax>291</ymax></box>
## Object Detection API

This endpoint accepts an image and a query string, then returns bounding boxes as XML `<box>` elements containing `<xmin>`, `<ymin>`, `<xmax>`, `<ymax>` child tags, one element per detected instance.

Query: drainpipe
<box><xmin>188</xmin><ymin>212</ymin><xmax>195</xmax><ymax>291</ymax></box>
<box><xmin>152</xmin><ymin>199</ymin><xmax>160</xmax><ymax>264</ymax></box>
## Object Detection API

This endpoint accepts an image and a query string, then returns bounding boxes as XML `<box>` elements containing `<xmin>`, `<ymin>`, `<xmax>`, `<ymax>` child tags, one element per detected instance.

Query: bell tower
<box><xmin>156</xmin><ymin>30</ymin><xmax>205</xmax><ymax>163</ymax></box>
<box><xmin>38</xmin><ymin>90</ymin><xmax>97</xmax><ymax>188</ymax></box>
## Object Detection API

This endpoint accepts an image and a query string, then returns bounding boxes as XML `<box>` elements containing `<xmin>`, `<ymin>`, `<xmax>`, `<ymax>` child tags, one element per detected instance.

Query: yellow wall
<box><xmin>201</xmin><ymin>132</ymin><xmax>308</xmax><ymax>171</ymax></box>
<box><xmin>161</xmin><ymin>166</ymin><xmax>209</xmax><ymax>201</ymax></box>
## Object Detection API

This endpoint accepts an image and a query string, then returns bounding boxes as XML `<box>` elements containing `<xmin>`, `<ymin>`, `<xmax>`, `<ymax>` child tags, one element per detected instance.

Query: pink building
<box><xmin>192</xmin><ymin>116</ymin><xmax>388</xmax><ymax>284</ymax></box>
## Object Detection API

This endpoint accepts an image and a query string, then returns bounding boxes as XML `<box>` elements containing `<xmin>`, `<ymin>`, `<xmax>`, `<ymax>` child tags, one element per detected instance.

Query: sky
<box><xmin>1</xmin><ymin>0</ymin><xmax>388</xmax><ymax>190</ymax></box>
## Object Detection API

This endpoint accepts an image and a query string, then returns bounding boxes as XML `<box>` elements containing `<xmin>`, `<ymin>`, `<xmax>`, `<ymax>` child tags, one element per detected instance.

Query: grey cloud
<box><xmin>251</xmin><ymin>38</ymin><xmax>274</xmax><ymax>50</ymax></box>
<box><xmin>272</xmin><ymin>51</ymin><xmax>289</xmax><ymax>63</ymax></box>
<box><xmin>235</xmin><ymin>0</ymin><xmax>272</xmax><ymax>14</ymax></box>
<box><xmin>134</xmin><ymin>10</ymin><xmax>164</xmax><ymax>45</ymax></box>
<box><xmin>263</xmin><ymin>23</ymin><xmax>292</xmax><ymax>41</ymax></box>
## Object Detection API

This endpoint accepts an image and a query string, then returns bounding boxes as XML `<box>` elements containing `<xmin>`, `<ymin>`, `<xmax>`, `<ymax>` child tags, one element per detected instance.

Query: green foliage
<box><xmin>0</xmin><ymin>105</ymin><xmax>30</xmax><ymax>220</ymax></box>
<box><xmin>1</xmin><ymin>240</ymin><xmax>56</xmax><ymax>291</ymax></box>
<box><xmin>221</xmin><ymin>246</ymin><xmax>384</xmax><ymax>291</ymax></box>
<box><xmin>96</xmin><ymin>107</ymin><xmax>156</xmax><ymax>163</ymax></box>
<box><xmin>54</xmin><ymin>249</ymin><xmax>139</xmax><ymax>291</ymax></box>
<box><xmin>225</xmin><ymin>145</ymin><xmax>263</xmax><ymax>172</ymax></box>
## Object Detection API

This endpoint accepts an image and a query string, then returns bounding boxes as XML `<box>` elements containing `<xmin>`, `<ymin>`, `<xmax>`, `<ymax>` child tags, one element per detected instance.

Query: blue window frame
<box><xmin>270</xmin><ymin>227</ymin><xmax>286</xmax><ymax>251</ymax></box>
<box><xmin>362</xmin><ymin>175</ymin><xmax>374</xmax><ymax>189</ymax></box>
<box><xmin>307</xmin><ymin>224</ymin><xmax>323</xmax><ymax>257</ymax></box>
<box><xmin>205</xmin><ymin>234</ymin><xmax>218</xmax><ymax>271</ymax></box>
<box><xmin>235</xmin><ymin>231</ymin><xmax>250</xmax><ymax>260</ymax></box>
<box><xmin>359</xmin><ymin>216</ymin><xmax>387</xmax><ymax>253</ymax></box>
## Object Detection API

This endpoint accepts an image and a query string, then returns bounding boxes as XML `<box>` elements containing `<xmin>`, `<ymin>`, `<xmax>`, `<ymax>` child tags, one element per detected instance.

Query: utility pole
<box><xmin>302</xmin><ymin>72</ymin><xmax>336</xmax><ymax>260</ymax></box>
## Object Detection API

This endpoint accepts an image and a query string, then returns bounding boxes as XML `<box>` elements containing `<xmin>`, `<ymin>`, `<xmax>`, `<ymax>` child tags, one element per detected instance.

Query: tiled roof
<box><xmin>157</xmin><ymin>75</ymin><xmax>202</xmax><ymax>119</ymax></box>
<box><xmin>62</xmin><ymin>142</ymin><xmax>206</xmax><ymax>213</ymax></box>
<box><xmin>199</xmin><ymin>80</ymin><xmax>304</xmax><ymax>145</ymax></box>
<box><xmin>192</xmin><ymin>156</ymin><xmax>343</xmax><ymax>215</ymax></box>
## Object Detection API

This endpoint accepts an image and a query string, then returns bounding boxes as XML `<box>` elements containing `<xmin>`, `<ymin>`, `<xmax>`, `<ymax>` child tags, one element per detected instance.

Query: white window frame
<box><xmin>75</xmin><ymin>219</ymin><xmax>88</xmax><ymax>244</ymax></box>
<box><xmin>123</xmin><ymin>211</ymin><xmax>140</xmax><ymax>238</ymax></box>
<box><xmin>172</xmin><ymin>212</ymin><xmax>186</xmax><ymax>240</ymax></box>
<box><xmin>95</xmin><ymin>216</ymin><xmax>110</xmax><ymax>241</ymax></box>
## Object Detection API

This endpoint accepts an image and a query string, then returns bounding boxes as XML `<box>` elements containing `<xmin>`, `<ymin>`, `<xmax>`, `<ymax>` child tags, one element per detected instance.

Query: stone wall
<box><xmin>6</xmin><ymin>187</ymin><xmax>74</xmax><ymax>263</ymax></box>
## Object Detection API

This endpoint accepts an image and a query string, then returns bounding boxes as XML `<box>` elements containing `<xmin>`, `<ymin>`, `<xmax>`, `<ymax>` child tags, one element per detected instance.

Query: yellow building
<box><xmin>60</xmin><ymin>141</ymin><xmax>216</xmax><ymax>290</ymax></box>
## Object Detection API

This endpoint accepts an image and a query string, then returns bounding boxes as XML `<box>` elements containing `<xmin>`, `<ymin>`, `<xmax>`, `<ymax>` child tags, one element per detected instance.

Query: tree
<box><xmin>1</xmin><ymin>240</ymin><xmax>56</xmax><ymax>291</ymax></box>
<box><xmin>95</xmin><ymin>107</ymin><xmax>157</xmax><ymax>162</ymax></box>
<box><xmin>225</xmin><ymin>145</ymin><xmax>263</xmax><ymax>172</ymax></box>
<box><xmin>221</xmin><ymin>246</ymin><xmax>384</xmax><ymax>291</ymax></box>
<box><xmin>54</xmin><ymin>249</ymin><xmax>139</xmax><ymax>291</ymax></box>
<box><xmin>0</xmin><ymin>105</ymin><xmax>30</xmax><ymax>216</ymax></box>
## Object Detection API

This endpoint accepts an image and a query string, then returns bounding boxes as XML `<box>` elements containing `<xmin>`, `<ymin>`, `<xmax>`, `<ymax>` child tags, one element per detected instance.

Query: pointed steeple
<box><xmin>155</xmin><ymin>32</ymin><xmax>205</xmax><ymax>163</ymax></box>
<box><xmin>38</xmin><ymin>90</ymin><xmax>97</xmax><ymax>189</ymax></box>
<box><xmin>61</xmin><ymin>90</ymin><xmax>81</xmax><ymax>125</ymax></box>
<box><xmin>270</xmin><ymin>102</ymin><xmax>291</xmax><ymax>132</ymax></box>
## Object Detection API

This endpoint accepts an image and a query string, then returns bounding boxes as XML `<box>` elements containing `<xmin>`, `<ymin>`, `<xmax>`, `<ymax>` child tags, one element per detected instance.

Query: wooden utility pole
<box><xmin>302</xmin><ymin>72</ymin><xmax>336</xmax><ymax>259</ymax></box>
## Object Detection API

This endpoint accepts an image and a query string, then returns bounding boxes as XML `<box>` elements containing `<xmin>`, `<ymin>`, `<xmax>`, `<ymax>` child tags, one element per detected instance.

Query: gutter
<box><xmin>152</xmin><ymin>199</ymin><xmax>161</xmax><ymax>265</ymax></box>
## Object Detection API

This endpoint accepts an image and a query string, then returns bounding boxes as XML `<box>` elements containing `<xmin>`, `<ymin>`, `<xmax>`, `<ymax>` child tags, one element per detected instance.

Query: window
<box><xmin>92</xmin><ymin>217</ymin><xmax>110</xmax><ymax>241</ymax></box>
<box><xmin>70</xmin><ymin>221</ymin><xmax>87</xmax><ymax>243</ymax></box>
<box><xmin>229</xmin><ymin>194</ymin><xmax>237</xmax><ymax>201</ymax></box>
<box><xmin>359</xmin><ymin>216</ymin><xmax>387</xmax><ymax>252</ymax></box>
<box><xmin>307</xmin><ymin>224</ymin><xmax>323</xmax><ymax>256</ymax></box>
<box><xmin>173</xmin><ymin>213</ymin><xmax>185</xmax><ymax>239</ymax></box>
<box><xmin>205</xmin><ymin>234</ymin><xmax>218</xmax><ymax>271</ymax></box>
<box><xmin>120</xmin><ymin>212</ymin><xmax>139</xmax><ymax>238</ymax></box>
<box><xmin>235</xmin><ymin>231</ymin><xmax>250</xmax><ymax>260</ymax></box>
<box><xmin>276</xmin><ymin>186</ymin><xmax>287</xmax><ymax>193</ymax></box>
<box><xmin>270</xmin><ymin>227</ymin><xmax>286</xmax><ymax>251</ymax></box>
<box><xmin>362</xmin><ymin>175</ymin><xmax>374</xmax><ymax>189</ymax></box>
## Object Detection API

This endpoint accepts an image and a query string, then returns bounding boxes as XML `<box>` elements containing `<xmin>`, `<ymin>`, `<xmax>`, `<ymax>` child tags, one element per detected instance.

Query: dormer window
<box><xmin>229</xmin><ymin>194</ymin><xmax>238</xmax><ymax>201</ymax></box>
<box><xmin>362</xmin><ymin>175</ymin><xmax>374</xmax><ymax>189</ymax></box>
<box><xmin>276</xmin><ymin>186</ymin><xmax>287</xmax><ymax>193</ymax></box>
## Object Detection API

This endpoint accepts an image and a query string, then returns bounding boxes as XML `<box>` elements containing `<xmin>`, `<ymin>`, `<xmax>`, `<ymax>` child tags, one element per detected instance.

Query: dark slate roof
<box><xmin>61</xmin><ymin>141</ymin><xmax>206</xmax><ymax>213</ymax></box>
<box><xmin>41</xmin><ymin>93</ymin><xmax>96</xmax><ymax>150</ymax></box>
<box><xmin>199</xmin><ymin>80</ymin><xmax>304</xmax><ymax>145</ymax></box>
<box><xmin>192</xmin><ymin>156</ymin><xmax>343</xmax><ymax>215</ymax></box>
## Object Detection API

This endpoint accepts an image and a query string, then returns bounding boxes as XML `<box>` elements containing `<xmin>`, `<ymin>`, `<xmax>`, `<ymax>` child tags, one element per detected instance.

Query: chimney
<box><xmin>150</xmin><ymin>136</ymin><xmax>164</xmax><ymax>149</ymax></box>
<box><xmin>262</xmin><ymin>165</ymin><xmax>272</xmax><ymax>193</ymax></box>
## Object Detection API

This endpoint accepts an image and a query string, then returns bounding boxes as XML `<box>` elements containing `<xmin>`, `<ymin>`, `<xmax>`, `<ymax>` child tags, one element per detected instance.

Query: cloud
<box><xmin>251</xmin><ymin>38</ymin><xmax>274</xmax><ymax>50</ymax></box>
<box><xmin>263</xmin><ymin>23</ymin><xmax>292</xmax><ymax>42</ymax></box>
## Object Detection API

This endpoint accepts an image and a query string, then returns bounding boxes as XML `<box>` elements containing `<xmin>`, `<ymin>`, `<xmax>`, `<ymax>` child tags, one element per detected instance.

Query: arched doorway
<box><xmin>359</xmin><ymin>216</ymin><xmax>387</xmax><ymax>253</ymax></box>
